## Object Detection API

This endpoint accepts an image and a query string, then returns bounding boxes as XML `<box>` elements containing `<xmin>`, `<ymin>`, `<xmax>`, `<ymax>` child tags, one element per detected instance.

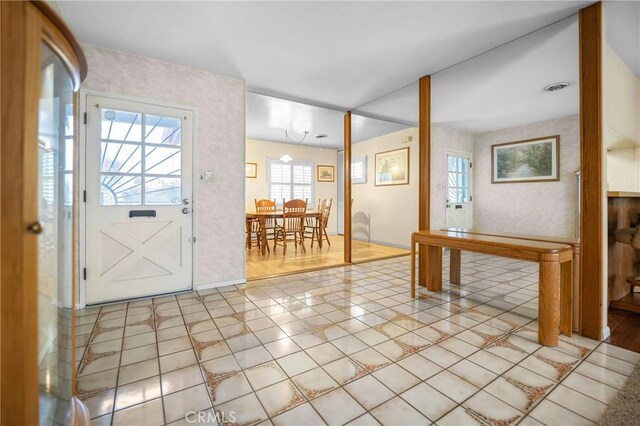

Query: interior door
<box><xmin>445</xmin><ymin>152</ymin><xmax>473</xmax><ymax>229</ymax></box>
<box><xmin>85</xmin><ymin>95</ymin><xmax>193</xmax><ymax>304</ymax></box>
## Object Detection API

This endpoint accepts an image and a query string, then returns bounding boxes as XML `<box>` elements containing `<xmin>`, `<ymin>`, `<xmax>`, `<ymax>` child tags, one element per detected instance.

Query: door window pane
<box><xmin>99</xmin><ymin>110</ymin><xmax>183</xmax><ymax>206</ymax></box>
<box><xmin>101</xmin><ymin>175</ymin><xmax>142</xmax><ymax>205</ymax></box>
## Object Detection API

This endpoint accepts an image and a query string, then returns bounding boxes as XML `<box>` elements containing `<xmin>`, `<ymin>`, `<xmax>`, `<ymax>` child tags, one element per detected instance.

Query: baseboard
<box><xmin>602</xmin><ymin>326</ymin><xmax>611</xmax><ymax>341</ymax></box>
<box><xmin>352</xmin><ymin>237</ymin><xmax>410</xmax><ymax>250</ymax></box>
<box><xmin>196</xmin><ymin>278</ymin><xmax>246</xmax><ymax>291</ymax></box>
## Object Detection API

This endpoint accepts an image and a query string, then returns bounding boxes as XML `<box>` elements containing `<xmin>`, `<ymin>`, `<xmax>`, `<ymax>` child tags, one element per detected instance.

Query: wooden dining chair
<box><xmin>255</xmin><ymin>199</ymin><xmax>278</xmax><ymax>252</ymax></box>
<box><xmin>274</xmin><ymin>199</ymin><xmax>308</xmax><ymax>254</ymax></box>
<box><xmin>305</xmin><ymin>198</ymin><xmax>332</xmax><ymax>247</ymax></box>
<box><xmin>245</xmin><ymin>218</ymin><xmax>261</xmax><ymax>250</ymax></box>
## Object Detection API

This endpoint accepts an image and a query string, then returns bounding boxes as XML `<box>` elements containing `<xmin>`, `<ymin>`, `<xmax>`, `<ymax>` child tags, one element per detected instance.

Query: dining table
<box><xmin>246</xmin><ymin>210</ymin><xmax>324</xmax><ymax>255</ymax></box>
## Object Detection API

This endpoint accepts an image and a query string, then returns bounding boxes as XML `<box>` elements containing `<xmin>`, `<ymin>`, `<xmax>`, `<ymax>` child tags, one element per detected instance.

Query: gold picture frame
<box><xmin>375</xmin><ymin>147</ymin><xmax>409</xmax><ymax>186</ymax></box>
<box><xmin>245</xmin><ymin>162</ymin><xmax>257</xmax><ymax>178</ymax></box>
<box><xmin>317</xmin><ymin>165</ymin><xmax>335</xmax><ymax>182</ymax></box>
<box><xmin>491</xmin><ymin>136</ymin><xmax>559</xmax><ymax>183</ymax></box>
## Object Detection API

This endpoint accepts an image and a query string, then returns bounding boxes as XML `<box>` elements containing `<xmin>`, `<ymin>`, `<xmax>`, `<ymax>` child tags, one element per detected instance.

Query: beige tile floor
<box><xmin>75</xmin><ymin>252</ymin><xmax>639</xmax><ymax>426</ymax></box>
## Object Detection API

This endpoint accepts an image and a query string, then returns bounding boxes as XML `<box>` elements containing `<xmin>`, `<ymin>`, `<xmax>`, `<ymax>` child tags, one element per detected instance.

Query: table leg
<box><xmin>411</xmin><ymin>238</ymin><xmax>416</xmax><ymax>298</ymax></box>
<box><xmin>560</xmin><ymin>259</ymin><xmax>573</xmax><ymax>337</ymax></box>
<box><xmin>317</xmin><ymin>215</ymin><xmax>323</xmax><ymax>249</ymax></box>
<box><xmin>259</xmin><ymin>217</ymin><xmax>267</xmax><ymax>255</ymax></box>
<box><xmin>450</xmin><ymin>248</ymin><xmax>461</xmax><ymax>285</ymax></box>
<box><xmin>538</xmin><ymin>261</ymin><xmax>560</xmax><ymax>346</ymax></box>
<box><xmin>426</xmin><ymin>245</ymin><xmax>442</xmax><ymax>292</ymax></box>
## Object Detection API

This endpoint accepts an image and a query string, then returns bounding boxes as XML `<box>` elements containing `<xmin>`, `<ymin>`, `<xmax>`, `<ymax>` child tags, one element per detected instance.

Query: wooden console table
<box><xmin>444</xmin><ymin>228</ymin><xmax>580</xmax><ymax>331</ymax></box>
<box><xmin>410</xmin><ymin>230</ymin><xmax>573</xmax><ymax>347</ymax></box>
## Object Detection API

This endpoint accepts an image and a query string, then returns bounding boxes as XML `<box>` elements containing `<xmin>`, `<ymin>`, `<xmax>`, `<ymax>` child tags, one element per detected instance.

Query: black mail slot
<box><xmin>455</xmin><ymin>205</ymin><xmax>463</xmax><ymax>209</ymax></box>
<box><xmin>129</xmin><ymin>210</ymin><xmax>156</xmax><ymax>218</ymax></box>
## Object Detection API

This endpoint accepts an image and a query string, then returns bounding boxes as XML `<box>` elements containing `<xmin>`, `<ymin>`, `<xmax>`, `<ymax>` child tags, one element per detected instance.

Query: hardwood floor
<box><xmin>606</xmin><ymin>308</ymin><xmax>640</xmax><ymax>353</ymax></box>
<box><xmin>246</xmin><ymin>234</ymin><xmax>409</xmax><ymax>280</ymax></box>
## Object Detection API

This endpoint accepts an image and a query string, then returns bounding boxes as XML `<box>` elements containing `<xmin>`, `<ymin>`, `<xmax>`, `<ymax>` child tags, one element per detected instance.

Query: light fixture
<box><xmin>280</xmin><ymin>129</ymin><xmax>309</xmax><ymax>163</ymax></box>
<box><xmin>544</xmin><ymin>82</ymin><xmax>569</xmax><ymax>92</ymax></box>
<box><xmin>285</xmin><ymin>129</ymin><xmax>309</xmax><ymax>144</ymax></box>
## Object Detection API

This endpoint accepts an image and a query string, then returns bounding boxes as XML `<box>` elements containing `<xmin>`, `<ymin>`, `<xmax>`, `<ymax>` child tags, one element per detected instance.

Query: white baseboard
<box><xmin>602</xmin><ymin>326</ymin><xmax>611</xmax><ymax>341</ymax></box>
<box><xmin>196</xmin><ymin>278</ymin><xmax>246</xmax><ymax>291</ymax></box>
<box><xmin>75</xmin><ymin>303</ymin><xmax>85</xmax><ymax>311</ymax></box>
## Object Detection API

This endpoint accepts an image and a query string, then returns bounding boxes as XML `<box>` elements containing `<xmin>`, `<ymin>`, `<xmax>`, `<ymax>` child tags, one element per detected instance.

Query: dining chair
<box><xmin>255</xmin><ymin>198</ymin><xmax>277</xmax><ymax>252</ymax></box>
<box><xmin>245</xmin><ymin>218</ymin><xmax>261</xmax><ymax>250</ymax></box>
<box><xmin>305</xmin><ymin>198</ymin><xmax>332</xmax><ymax>248</ymax></box>
<box><xmin>274</xmin><ymin>199</ymin><xmax>308</xmax><ymax>254</ymax></box>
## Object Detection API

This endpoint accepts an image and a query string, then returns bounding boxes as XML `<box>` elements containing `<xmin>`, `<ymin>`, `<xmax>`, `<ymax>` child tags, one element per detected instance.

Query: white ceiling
<box><xmin>430</xmin><ymin>14</ymin><xmax>580</xmax><ymax>133</ymax></box>
<box><xmin>58</xmin><ymin>0</ymin><xmax>591</xmax><ymax>111</ymax></box>
<box><xmin>605</xmin><ymin>1</ymin><xmax>640</xmax><ymax>77</ymax></box>
<box><xmin>248</xmin><ymin>15</ymin><xmax>580</xmax><ymax>146</ymax></box>
<box><xmin>246</xmin><ymin>92</ymin><xmax>407</xmax><ymax>149</ymax></box>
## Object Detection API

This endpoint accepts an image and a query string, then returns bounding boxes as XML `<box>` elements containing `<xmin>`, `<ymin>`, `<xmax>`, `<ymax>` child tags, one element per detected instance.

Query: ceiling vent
<box><xmin>544</xmin><ymin>82</ymin><xmax>569</xmax><ymax>92</ymax></box>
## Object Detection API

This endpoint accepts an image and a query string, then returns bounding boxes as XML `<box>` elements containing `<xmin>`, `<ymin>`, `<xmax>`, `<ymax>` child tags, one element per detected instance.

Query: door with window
<box><xmin>85</xmin><ymin>95</ymin><xmax>193</xmax><ymax>304</ymax></box>
<box><xmin>445</xmin><ymin>152</ymin><xmax>473</xmax><ymax>229</ymax></box>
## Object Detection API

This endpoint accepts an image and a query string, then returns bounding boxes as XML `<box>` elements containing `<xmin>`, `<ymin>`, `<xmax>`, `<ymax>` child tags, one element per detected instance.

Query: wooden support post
<box><xmin>450</xmin><ymin>248</ymin><xmax>461</xmax><ymax>284</ymax></box>
<box><xmin>418</xmin><ymin>76</ymin><xmax>431</xmax><ymax>286</ymax></box>
<box><xmin>579</xmin><ymin>2</ymin><xmax>603</xmax><ymax>340</ymax></box>
<box><xmin>344</xmin><ymin>111</ymin><xmax>352</xmax><ymax>264</ymax></box>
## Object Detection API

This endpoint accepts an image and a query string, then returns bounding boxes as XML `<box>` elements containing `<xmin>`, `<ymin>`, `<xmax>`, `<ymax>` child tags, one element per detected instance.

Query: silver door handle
<box><xmin>182</xmin><ymin>207</ymin><xmax>190</xmax><ymax>214</ymax></box>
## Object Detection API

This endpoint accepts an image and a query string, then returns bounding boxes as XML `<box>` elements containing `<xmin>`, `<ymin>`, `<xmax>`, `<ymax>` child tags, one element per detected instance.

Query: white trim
<box><xmin>196</xmin><ymin>278</ymin><xmax>246</xmax><ymax>291</ymax></box>
<box><xmin>78</xmin><ymin>90</ymin><xmax>198</xmax><ymax>308</ymax></box>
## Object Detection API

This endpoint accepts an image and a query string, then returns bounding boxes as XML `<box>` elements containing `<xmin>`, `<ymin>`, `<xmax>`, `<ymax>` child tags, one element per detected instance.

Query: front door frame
<box><xmin>78</xmin><ymin>90</ymin><xmax>197</xmax><ymax>307</ymax></box>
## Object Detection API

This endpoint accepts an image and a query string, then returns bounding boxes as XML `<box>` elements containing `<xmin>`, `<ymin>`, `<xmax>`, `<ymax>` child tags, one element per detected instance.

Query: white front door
<box><xmin>445</xmin><ymin>152</ymin><xmax>473</xmax><ymax>229</ymax></box>
<box><xmin>85</xmin><ymin>95</ymin><xmax>193</xmax><ymax>304</ymax></box>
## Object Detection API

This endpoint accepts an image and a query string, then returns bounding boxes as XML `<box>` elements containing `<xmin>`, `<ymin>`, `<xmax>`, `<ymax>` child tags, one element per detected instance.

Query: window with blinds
<box><xmin>351</xmin><ymin>155</ymin><xmax>367</xmax><ymax>184</ymax></box>
<box><xmin>267</xmin><ymin>159</ymin><xmax>313</xmax><ymax>206</ymax></box>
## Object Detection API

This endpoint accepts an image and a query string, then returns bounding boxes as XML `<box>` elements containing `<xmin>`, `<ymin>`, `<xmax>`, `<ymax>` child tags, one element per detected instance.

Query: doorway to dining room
<box><xmin>244</xmin><ymin>93</ymin><xmax>346</xmax><ymax>279</ymax></box>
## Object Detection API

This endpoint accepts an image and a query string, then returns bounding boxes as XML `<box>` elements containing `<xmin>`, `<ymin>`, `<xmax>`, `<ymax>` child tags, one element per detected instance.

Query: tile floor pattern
<box><xmin>75</xmin><ymin>253</ymin><xmax>640</xmax><ymax>426</ymax></box>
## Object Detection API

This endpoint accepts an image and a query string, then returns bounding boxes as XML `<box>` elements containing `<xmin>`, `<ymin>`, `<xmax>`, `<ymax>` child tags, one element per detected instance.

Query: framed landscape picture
<box><xmin>245</xmin><ymin>162</ymin><xmax>257</xmax><ymax>178</ymax></box>
<box><xmin>317</xmin><ymin>165</ymin><xmax>335</xmax><ymax>182</ymax></box>
<box><xmin>375</xmin><ymin>147</ymin><xmax>409</xmax><ymax>186</ymax></box>
<box><xmin>491</xmin><ymin>136</ymin><xmax>559</xmax><ymax>183</ymax></box>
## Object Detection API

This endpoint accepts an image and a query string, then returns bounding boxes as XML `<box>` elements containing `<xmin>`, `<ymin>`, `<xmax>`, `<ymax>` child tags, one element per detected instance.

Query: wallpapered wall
<box><xmin>430</xmin><ymin>125</ymin><xmax>474</xmax><ymax>230</ymax></box>
<box><xmin>607</xmin><ymin>148</ymin><xmax>640</xmax><ymax>192</ymax></box>
<box><xmin>351</xmin><ymin>127</ymin><xmax>419</xmax><ymax>248</ymax></box>
<box><xmin>82</xmin><ymin>45</ymin><xmax>246</xmax><ymax>289</ymax></box>
<box><xmin>473</xmin><ymin>115</ymin><xmax>580</xmax><ymax>237</ymax></box>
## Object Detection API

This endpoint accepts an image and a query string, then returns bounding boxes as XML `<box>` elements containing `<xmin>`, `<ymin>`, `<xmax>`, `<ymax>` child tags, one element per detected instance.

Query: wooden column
<box><xmin>418</xmin><ymin>76</ymin><xmax>431</xmax><ymax>286</ymax></box>
<box><xmin>344</xmin><ymin>111</ymin><xmax>352</xmax><ymax>263</ymax></box>
<box><xmin>579</xmin><ymin>2</ymin><xmax>603</xmax><ymax>340</ymax></box>
<box><xmin>1</xmin><ymin>2</ymin><xmax>41</xmax><ymax>423</ymax></box>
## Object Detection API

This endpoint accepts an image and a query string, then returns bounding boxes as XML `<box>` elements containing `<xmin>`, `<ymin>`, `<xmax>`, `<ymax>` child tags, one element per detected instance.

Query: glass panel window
<box><xmin>145</xmin><ymin>177</ymin><xmax>181</xmax><ymax>205</ymax></box>
<box><xmin>101</xmin><ymin>175</ymin><xmax>142</xmax><ymax>205</ymax></box>
<box><xmin>145</xmin><ymin>115</ymin><xmax>181</xmax><ymax>145</ymax></box>
<box><xmin>447</xmin><ymin>155</ymin><xmax>470</xmax><ymax>204</ymax></box>
<box><xmin>145</xmin><ymin>146</ymin><xmax>181</xmax><ymax>175</ymax></box>
<box><xmin>99</xmin><ymin>111</ymin><xmax>182</xmax><ymax>205</ymax></box>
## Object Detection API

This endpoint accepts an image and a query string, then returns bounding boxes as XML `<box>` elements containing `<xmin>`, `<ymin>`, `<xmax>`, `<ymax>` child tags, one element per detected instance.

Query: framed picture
<box><xmin>245</xmin><ymin>162</ymin><xmax>257</xmax><ymax>178</ymax></box>
<box><xmin>317</xmin><ymin>165</ymin><xmax>335</xmax><ymax>182</ymax></box>
<box><xmin>491</xmin><ymin>136</ymin><xmax>559</xmax><ymax>183</ymax></box>
<box><xmin>375</xmin><ymin>147</ymin><xmax>409</xmax><ymax>186</ymax></box>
